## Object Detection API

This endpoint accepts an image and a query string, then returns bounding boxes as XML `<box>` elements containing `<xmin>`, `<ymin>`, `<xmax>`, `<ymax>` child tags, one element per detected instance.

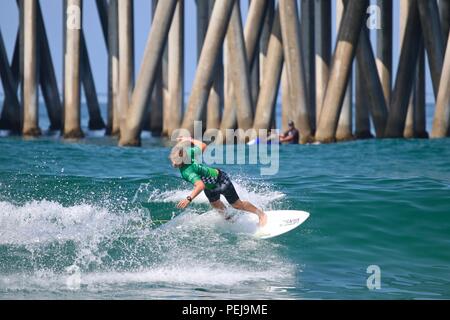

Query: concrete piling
<box><xmin>314</xmin><ymin>0</ymin><xmax>331</xmax><ymax>127</ymax></box>
<box><xmin>417</xmin><ymin>0</ymin><xmax>445</xmax><ymax>97</ymax></box>
<box><xmin>376</xmin><ymin>0</ymin><xmax>392</xmax><ymax>107</ymax></box>
<box><xmin>81</xmin><ymin>32</ymin><xmax>105</xmax><ymax>130</ymax></box>
<box><xmin>300</xmin><ymin>0</ymin><xmax>316</xmax><ymax>131</ymax></box>
<box><xmin>431</xmin><ymin>31</ymin><xmax>450</xmax><ymax>138</ymax></box>
<box><xmin>63</xmin><ymin>0</ymin><xmax>83</xmax><ymax>139</ymax></box>
<box><xmin>226</xmin><ymin>1</ymin><xmax>254</xmax><ymax>132</ymax></box>
<box><xmin>401</xmin><ymin>0</ymin><xmax>417</xmax><ymax>139</ymax></box>
<box><xmin>335</xmin><ymin>0</ymin><xmax>354</xmax><ymax>142</ymax></box>
<box><xmin>385</xmin><ymin>0</ymin><xmax>422</xmax><ymax>138</ymax></box>
<box><xmin>118</xmin><ymin>0</ymin><xmax>134</xmax><ymax>137</ymax></box>
<box><xmin>220</xmin><ymin>0</ymin><xmax>269</xmax><ymax>135</ymax></box>
<box><xmin>150</xmin><ymin>0</ymin><xmax>165</xmax><ymax>137</ymax></box>
<box><xmin>22</xmin><ymin>0</ymin><xmax>41</xmax><ymax>137</ymax></box>
<box><xmin>107</xmin><ymin>0</ymin><xmax>119</xmax><ymax>136</ymax></box>
<box><xmin>0</xmin><ymin>30</ymin><xmax>21</xmax><ymax>133</ymax></box>
<box><xmin>0</xmin><ymin>0</ymin><xmax>448</xmax><ymax>146</ymax></box>
<box><xmin>281</xmin><ymin>66</ymin><xmax>291</xmax><ymax>133</ymax></box>
<box><xmin>119</xmin><ymin>0</ymin><xmax>177</xmax><ymax>146</ymax></box>
<box><xmin>355</xmin><ymin>65</ymin><xmax>373</xmax><ymax>139</ymax></box>
<box><xmin>36</xmin><ymin>0</ymin><xmax>62</xmax><ymax>131</ymax></box>
<box><xmin>253</xmin><ymin>5</ymin><xmax>283</xmax><ymax>133</ymax></box>
<box><xmin>245</xmin><ymin>0</ymin><xmax>270</xmax><ymax>70</ymax></box>
<box><xmin>180</xmin><ymin>0</ymin><xmax>235</xmax><ymax>135</ymax></box>
<box><xmin>279</xmin><ymin>0</ymin><xmax>313</xmax><ymax>143</ymax></box>
<box><xmin>166</xmin><ymin>0</ymin><xmax>184</xmax><ymax>136</ymax></box>
<box><xmin>315</xmin><ymin>0</ymin><xmax>366</xmax><ymax>143</ymax></box>
<box><xmin>95</xmin><ymin>0</ymin><xmax>109</xmax><ymax>47</ymax></box>
<box><xmin>415</xmin><ymin>48</ymin><xmax>428</xmax><ymax>138</ymax></box>
<box><xmin>356</xmin><ymin>27</ymin><xmax>389</xmax><ymax>138</ymax></box>
<box><xmin>205</xmin><ymin>1</ymin><xmax>224</xmax><ymax>132</ymax></box>
<box><xmin>440</xmin><ymin>0</ymin><xmax>450</xmax><ymax>41</ymax></box>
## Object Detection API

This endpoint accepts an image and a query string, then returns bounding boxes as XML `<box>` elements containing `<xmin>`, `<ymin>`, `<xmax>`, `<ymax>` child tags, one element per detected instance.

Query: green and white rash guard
<box><xmin>179</xmin><ymin>146</ymin><xmax>220</xmax><ymax>190</ymax></box>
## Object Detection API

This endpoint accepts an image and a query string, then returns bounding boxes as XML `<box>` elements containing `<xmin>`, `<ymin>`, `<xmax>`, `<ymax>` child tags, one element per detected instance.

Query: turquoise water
<box><xmin>1</xmin><ymin>134</ymin><xmax>449</xmax><ymax>299</ymax></box>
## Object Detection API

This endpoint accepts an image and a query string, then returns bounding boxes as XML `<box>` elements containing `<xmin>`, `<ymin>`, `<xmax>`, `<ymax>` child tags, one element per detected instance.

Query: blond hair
<box><xmin>169</xmin><ymin>141</ymin><xmax>192</xmax><ymax>166</ymax></box>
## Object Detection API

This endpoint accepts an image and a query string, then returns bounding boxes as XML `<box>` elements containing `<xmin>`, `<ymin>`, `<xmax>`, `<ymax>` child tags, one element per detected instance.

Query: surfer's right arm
<box><xmin>176</xmin><ymin>180</ymin><xmax>205</xmax><ymax>209</ymax></box>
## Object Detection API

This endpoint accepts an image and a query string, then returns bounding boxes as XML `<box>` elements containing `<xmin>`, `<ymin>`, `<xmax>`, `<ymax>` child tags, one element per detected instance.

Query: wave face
<box><xmin>1</xmin><ymin>136</ymin><xmax>450</xmax><ymax>299</ymax></box>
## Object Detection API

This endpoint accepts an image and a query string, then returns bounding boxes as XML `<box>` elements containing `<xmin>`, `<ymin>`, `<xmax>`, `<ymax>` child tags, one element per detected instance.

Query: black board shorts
<box><xmin>204</xmin><ymin>170</ymin><xmax>240</xmax><ymax>205</ymax></box>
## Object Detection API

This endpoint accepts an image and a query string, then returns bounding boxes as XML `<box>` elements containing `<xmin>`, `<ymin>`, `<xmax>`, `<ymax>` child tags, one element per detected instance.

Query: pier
<box><xmin>0</xmin><ymin>0</ymin><xmax>449</xmax><ymax>145</ymax></box>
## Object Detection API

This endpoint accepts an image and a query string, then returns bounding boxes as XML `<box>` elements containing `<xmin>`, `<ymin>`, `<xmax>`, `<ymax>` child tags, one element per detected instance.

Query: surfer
<box><xmin>170</xmin><ymin>137</ymin><xmax>267</xmax><ymax>226</ymax></box>
<box><xmin>279</xmin><ymin>121</ymin><xmax>299</xmax><ymax>144</ymax></box>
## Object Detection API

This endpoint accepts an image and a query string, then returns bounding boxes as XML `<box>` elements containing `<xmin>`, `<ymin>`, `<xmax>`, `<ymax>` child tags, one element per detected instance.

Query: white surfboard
<box><xmin>226</xmin><ymin>210</ymin><xmax>310</xmax><ymax>239</ymax></box>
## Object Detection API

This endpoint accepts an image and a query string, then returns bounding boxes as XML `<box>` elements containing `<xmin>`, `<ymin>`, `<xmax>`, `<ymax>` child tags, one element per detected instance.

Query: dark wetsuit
<box><xmin>283</xmin><ymin>128</ymin><xmax>299</xmax><ymax>144</ymax></box>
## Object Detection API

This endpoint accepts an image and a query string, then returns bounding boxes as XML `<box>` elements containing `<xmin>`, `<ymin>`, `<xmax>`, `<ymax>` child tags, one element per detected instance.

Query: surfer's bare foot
<box><xmin>258</xmin><ymin>211</ymin><xmax>267</xmax><ymax>227</ymax></box>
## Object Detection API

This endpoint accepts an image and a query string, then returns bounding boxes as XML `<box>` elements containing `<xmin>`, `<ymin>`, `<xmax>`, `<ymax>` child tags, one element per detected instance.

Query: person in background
<box><xmin>279</xmin><ymin>121</ymin><xmax>299</xmax><ymax>144</ymax></box>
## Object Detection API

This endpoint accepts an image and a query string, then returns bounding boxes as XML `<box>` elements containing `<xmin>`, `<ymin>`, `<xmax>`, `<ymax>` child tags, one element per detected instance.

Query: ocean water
<box><xmin>0</xmin><ymin>102</ymin><xmax>450</xmax><ymax>299</ymax></box>
<box><xmin>0</xmin><ymin>135</ymin><xmax>449</xmax><ymax>300</ymax></box>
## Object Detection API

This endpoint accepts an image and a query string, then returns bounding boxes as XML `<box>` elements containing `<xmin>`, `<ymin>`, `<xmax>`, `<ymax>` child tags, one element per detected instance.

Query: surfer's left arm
<box><xmin>176</xmin><ymin>180</ymin><xmax>205</xmax><ymax>209</ymax></box>
<box><xmin>177</xmin><ymin>137</ymin><xmax>207</xmax><ymax>152</ymax></box>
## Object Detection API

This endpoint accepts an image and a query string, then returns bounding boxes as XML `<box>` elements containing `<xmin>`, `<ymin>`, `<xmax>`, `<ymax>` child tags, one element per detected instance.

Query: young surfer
<box><xmin>170</xmin><ymin>137</ymin><xmax>267</xmax><ymax>226</ymax></box>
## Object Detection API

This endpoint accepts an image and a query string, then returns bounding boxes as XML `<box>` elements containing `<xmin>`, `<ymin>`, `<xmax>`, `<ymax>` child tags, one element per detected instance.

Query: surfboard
<box><xmin>226</xmin><ymin>210</ymin><xmax>310</xmax><ymax>239</ymax></box>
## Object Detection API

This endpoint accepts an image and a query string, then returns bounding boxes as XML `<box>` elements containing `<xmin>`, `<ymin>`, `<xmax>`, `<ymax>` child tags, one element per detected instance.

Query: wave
<box><xmin>0</xmin><ymin>189</ymin><xmax>296</xmax><ymax>297</ymax></box>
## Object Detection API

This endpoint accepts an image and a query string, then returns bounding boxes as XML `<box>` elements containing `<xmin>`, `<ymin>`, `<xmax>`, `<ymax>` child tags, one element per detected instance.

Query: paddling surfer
<box><xmin>170</xmin><ymin>137</ymin><xmax>267</xmax><ymax>227</ymax></box>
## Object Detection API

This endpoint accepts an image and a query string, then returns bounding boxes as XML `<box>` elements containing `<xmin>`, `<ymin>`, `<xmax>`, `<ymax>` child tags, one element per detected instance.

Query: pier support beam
<box><xmin>314</xmin><ymin>0</ymin><xmax>331</xmax><ymax>128</ymax></box>
<box><xmin>206</xmin><ymin>0</ymin><xmax>224</xmax><ymax>132</ymax></box>
<box><xmin>281</xmin><ymin>66</ymin><xmax>291</xmax><ymax>132</ymax></box>
<box><xmin>196</xmin><ymin>0</ymin><xmax>210</xmax><ymax>128</ymax></box>
<box><xmin>22</xmin><ymin>0</ymin><xmax>41</xmax><ymax>137</ymax></box>
<box><xmin>150</xmin><ymin>0</ymin><xmax>165</xmax><ymax>136</ymax></box>
<box><xmin>166</xmin><ymin>0</ymin><xmax>184</xmax><ymax>136</ymax></box>
<box><xmin>37</xmin><ymin>0</ymin><xmax>62</xmax><ymax>131</ymax></box>
<box><xmin>356</xmin><ymin>28</ymin><xmax>389</xmax><ymax>138</ymax></box>
<box><xmin>335</xmin><ymin>0</ymin><xmax>354</xmax><ymax>141</ymax></box>
<box><xmin>245</xmin><ymin>0</ymin><xmax>270</xmax><ymax>70</ymax></box>
<box><xmin>301</xmin><ymin>0</ymin><xmax>316</xmax><ymax>131</ymax></box>
<box><xmin>119</xmin><ymin>0</ymin><xmax>177</xmax><ymax>146</ymax></box>
<box><xmin>385</xmin><ymin>0</ymin><xmax>422</xmax><ymax>138</ymax></box>
<box><xmin>315</xmin><ymin>0</ymin><xmax>366</xmax><ymax>143</ymax></box>
<box><xmin>401</xmin><ymin>0</ymin><xmax>417</xmax><ymax>138</ymax></box>
<box><xmin>355</xmin><ymin>65</ymin><xmax>372</xmax><ymax>139</ymax></box>
<box><xmin>63</xmin><ymin>0</ymin><xmax>83</xmax><ymax>139</ymax></box>
<box><xmin>431</xmin><ymin>32</ymin><xmax>450</xmax><ymax>138</ymax></box>
<box><xmin>417</xmin><ymin>0</ymin><xmax>445</xmax><ymax>97</ymax></box>
<box><xmin>0</xmin><ymin>30</ymin><xmax>21</xmax><ymax>133</ymax></box>
<box><xmin>376</xmin><ymin>0</ymin><xmax>392</xmax><ymax>106</ymax></box>
<box><xmin>181</xmin><ymin>0</ymin><xmax>235</xmax><ymax>135</ymax></box>
<box><xmin>253</xmin><ymin>6</ymin><xmax>283</xmax><ymax>133</ymax></box>
<box><xmin>415</xmin><ymin>48</ymin><xmax>428</xmax><ymax>138</ymax></box>
<box><xmin>81</xmin><ymin>32</ymin><xmax>105</xmax><ymax>130</ymax></box>
<box><xmin>118</xmin><ymin>0</ymin><xmax>134</xmax><ymax>137</ymax></box>
<box><xmin>107</xmin><ymin>0</ymin><xmax>119</xmax><ymax>135</ymax></box>
<box><xmin>279</xmin><ymin>0</ymin><xmax>313</xmax><ymax>143</ymax></box>
<box><xmin>227</xmin><ymin>1</ymin><xmax>254</xmax><ymax>132</ymax></box>
<box><xmin>95</xmin><ymin>0</ymin><xmax>109</xmax><ymax>48</ymax></box>
<box><xmin>220</xmin><ymin>0</ymin><xmax>269</xmax><ymax>133</ymax></box>
<box><xmin>440</xmin><ymin>0</ymin><xmax>450</xmax><ymax>41</ymax></box>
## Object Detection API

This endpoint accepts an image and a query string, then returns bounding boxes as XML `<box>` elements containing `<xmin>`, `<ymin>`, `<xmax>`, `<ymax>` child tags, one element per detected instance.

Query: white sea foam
<box><xmin>0</xmin><ymin>261</ymin><xmax>295</xmax><ymax>296</ymax></box>
<box><xmin>144</xmin><ymin>180</ymin><xmax>285</xmax><ymax>208</ymax></box>
<box><xmin>0</xmin><ymin>183</ymin><xmax>295</xmax><ymax>297</ymax></box>
<box><xmin>0</xmin><ymin>200</ymin><xmax>120</xmax><ymax>246</ymax></box>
